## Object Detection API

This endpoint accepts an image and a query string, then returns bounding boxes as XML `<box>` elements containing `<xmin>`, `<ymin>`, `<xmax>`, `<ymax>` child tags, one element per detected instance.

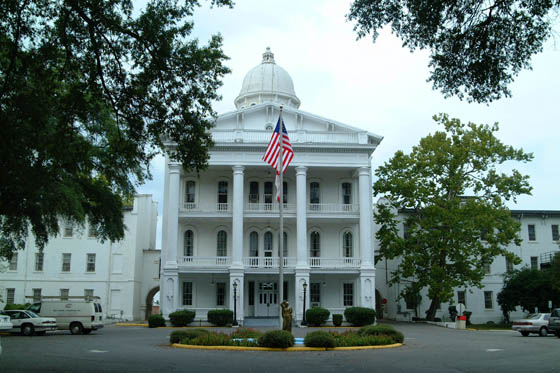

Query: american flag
<box><xmin>262</xmin><ymin>116</ymin><xmax>293</xmax><ymax>201</ymax></box>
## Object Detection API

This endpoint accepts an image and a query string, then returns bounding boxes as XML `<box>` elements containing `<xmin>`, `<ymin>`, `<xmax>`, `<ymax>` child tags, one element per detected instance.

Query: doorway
<box><xmin>256</xmin><ymin>282</ymin><xmax>279</xmax><ymax>317</ymax></box>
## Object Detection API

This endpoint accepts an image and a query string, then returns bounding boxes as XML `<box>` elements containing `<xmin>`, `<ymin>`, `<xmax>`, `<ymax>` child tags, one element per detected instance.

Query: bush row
<box><xmin>304</xmin><ymin>307</ymin><xmax>376</xmax><ymax>326</ymax></box>
<box><xmin>170</xmin><ymin>324</ymin><xmax>403</xmax><ymax>348</ymax></box>
<box><xmin>148</xmin><ymin>309</ymin><xmax>235</xmax><ymax>327</ymax></box>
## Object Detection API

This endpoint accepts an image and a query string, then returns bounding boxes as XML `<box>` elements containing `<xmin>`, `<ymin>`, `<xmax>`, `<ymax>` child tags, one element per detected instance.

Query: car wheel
<box><xmin>539</xmin><ymin>327</ymin><xmax>548</xmax><ymax>337</ymax></box>
<box><xmin>520</xmin><ymin>331</ymin><xmax>529</xmax><ymax>337</ymax></box>
<box><xmin>70</xmin><ymin>322</ymin><xmax>83</xmax><ymax>335</ymax></box>
<box><xmin>21</xmin><ymin>324</ymin><xmax>35</xmax><ymax>336</ymax></box>
<box><xmin>83</xmin><ymin>329</ymin><xmax>92</xmax><ymax>335</ymax></box>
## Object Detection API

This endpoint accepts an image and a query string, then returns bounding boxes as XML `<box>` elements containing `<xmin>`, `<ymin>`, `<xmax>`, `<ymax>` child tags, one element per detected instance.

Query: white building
<box><xmin>159</xmin><ymin>48</ymin><xmax>383</xmax><ymax>324</ymax></box>
<box><xmin>376</xmin><ymin>207</ymin><xmax>560</xmax><ymax>323</ymax></box>
<box><xmin>0</xmin><ymin>195</ymin><xmax>160</xmax><ymax>321</ymax></box>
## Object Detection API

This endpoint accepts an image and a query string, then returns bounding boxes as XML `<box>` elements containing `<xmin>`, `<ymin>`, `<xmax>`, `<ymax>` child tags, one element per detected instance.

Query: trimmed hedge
<box><xmin>344</xmin><ymin>307</ymin><xmax>376</xmax><ymax>326</ymax></box>
<box><xmin>170</xmin><ymin>329</ymin><xmax>209</xmax><ymax>344</ymax></box>
<box><xmin>207</xmin><ymin>309</ymin><xmax>233</xmax><ymax>326</ymax></box>
<box><xmin>148</xmin><ymin>314</ymin><xmax>166</xmax><ymax>328</ymax></box>
<box><xmin>304</xmin><ymin>331</ymin><xmax>336</xmax><ymax>348</ymax></box>
<box><xmin>3</xmin><ymin>303</ymin><xmax>31</xmax><ymax>311</ymax></box>
<box><xmin>357</xmin><ymin>324</ymin><xmax>404</xmax><ymax>343</ymax></box>
<box><xmin>169</xmin><ymin>310</ymin><xmax>195</xmax><ymax>327</ymax></box>
<box><xmin>305</xmin><ymin>307</ymin><xmax>330</xmax><ymax>326</ymax></box>
<box><xmin>258</xmin><ymin>330</ymin><xmax>294</xmax><ymax>348</ymax></box>
<box><xmin>230</xmin><ymin>327</ymin><xmax>263</xmax><ymax>339</ymax></box>
<box><xmin>332</xmin><ymin>314</ymin><xmax>343</xmax><ymax>327</ymax></box>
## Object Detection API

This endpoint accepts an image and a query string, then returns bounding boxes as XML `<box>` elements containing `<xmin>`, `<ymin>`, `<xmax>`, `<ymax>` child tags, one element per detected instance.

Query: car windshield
<box><xmin>25</xmin><ymin>311</ymin><xmax>40</xmax><ymax>318</ymax></box>
<box><xmin>526</xmin><ymin>314</ymin><xmax>541</xmax><ymax>320</ymax></box>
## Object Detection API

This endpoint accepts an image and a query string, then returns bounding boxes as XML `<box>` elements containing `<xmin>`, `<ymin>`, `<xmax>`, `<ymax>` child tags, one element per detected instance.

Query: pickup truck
<box><xmin>549</xmin><ymin>308</ymin><xmax>560</xmax><ymax>338</ymax></box>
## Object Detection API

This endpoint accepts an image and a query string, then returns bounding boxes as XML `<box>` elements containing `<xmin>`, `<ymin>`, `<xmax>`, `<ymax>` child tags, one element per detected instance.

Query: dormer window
<box><xmin>265</xmin><ymin>124</ymin><xmax>273</xmax><ymax>131</ymax></box>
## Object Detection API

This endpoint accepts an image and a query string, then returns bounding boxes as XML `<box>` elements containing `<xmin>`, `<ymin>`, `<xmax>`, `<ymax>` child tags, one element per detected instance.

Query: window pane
<box><xmin>343</xmin><ymin>283</ymin><xmax>353</xmax><ymax>306</ymax></box>
<box><xmin>552</xmin><ymin>225</ymin><xmax>559</xmax><ymax>241</ymax></box>
<box><xmin>282</xmin><ymin>182</ymin><xmax>288</xmax><ymax>203</ymax></box>
<box><xmin>249</xmin><ymin>182</ymin><xmax>259</xmax><ymax>203</ymax></box>
<box><xmin>505</xmin><ymin>258</ymin><xmax>513</xmax><ymax>273</ymax></box>
<box><xmin>528</xmin><ymin>224</ymin><xmax>536</xmax><ymax>241</ymax></box>
<box><xmin>32</xmin><ymin>288</ymin><xmax>41</xmax><ymax>303</ymax></box>
<box><xmin>249</xmin><ymin>232</ymin><xmax>259</xmax><ymax>256</ymax></box>
<box><xmin>218</xmin><ymin>181</ymin><xmax>228</xmax><ymax>204</ymax></box>
<box><xmin>283</xmin><ymin>232</ymin><xmax>288</xmax><ymax>257</ymax></box>
<box><xmin>9</xmin><ymin>253</ymin><xmax>17</xmax><ymax>271</ymax></box>
<box><xmin>87</xmin><ymin>254</ymin><xmax>96</xmax><ymax>272</ymax></box>
<box><xmin>310</xmin><ymin>182</ymin><xmax>320</xmax><ymax>204</ymax></box>
<box><xmin>310</xmin><ymin>232</ymin><xmax>320</xmax><ymax>257</ymax></box>
<box><xmin>186</xmin><ymin>181</ymin><xmax>196</xmax><ymax>203</ymax></box>
<box><xmin>7</xmin><ymin>288</ymin><xmax>15</xmax><ymax>304</ymax></box>
<box><xmin>484</xmin><ymin>291</ymin><xmax>493</xmax><ymax>309</ymax></box>
<box><xmin>184</xmin><ymin>230</ymin><xmax>194</xmax><ymax>256</ymax></box>
<box><xmin>343</xmin><ymin>232</ymin><xmax>353</xmax><ymax>257</ymax></box>
<box><xmin>457</xmin><ymin>291</ymin><xmax>466</xmax><ymax>307</ymax></box>
<box><xmin>264</xmin><ymin>232</ymin><xmax>273</xmax><ymax>253</ymax></box>
<box><xmin>264</xmin><ymin>182</ymin><xmax>273</xmax><ymax>204</ymax></box>
<box><xmin>34</xmin><ymin>253</ymin><xmax>44</xmax><ymax>272</ymax></box>
<box><xmin>310</xmin><ymin>283</ymin><xmax>321</xmax><ymax>303</ymax></box>
<box><xmin>183</xmin><ymin>282</ymin><xmax>192</xmax><ymax>306</ymax></box>
<box><xmin>216</xmin><ymin>283</ymin><xmax>226</xmax><ymax>306</ymax></box>
<box><xmin>217</xmin><ymin>231</ymin><xmax>227</xmax><ymax>256</ymax></box>
<box><xmin>342</xmin><ymin>183</ymin><xmax>352</xmax><ymax>204</ymax></box>
<box><xmin>248</xmin><ymin>281</ymin><xmax>255</xmax><ymax>306</ymax></box>
<box><xmin>60</xmin><ymin>289</ymin><xmax>69</xmax><ymax>301</ymax></box>
<box><xmin>84</xmin><ymin>289</ymin><xmax>94</xmax><ymax>299</ymax></box>
<box><xmin>531</xmin><ymin>256</ymin><xmax>538</xmax><ymax>270</ymax></box>
<box><xmin>62</xmin><ymin>253</ymin><xmax>71</xmax><ymax>272</ymax></box>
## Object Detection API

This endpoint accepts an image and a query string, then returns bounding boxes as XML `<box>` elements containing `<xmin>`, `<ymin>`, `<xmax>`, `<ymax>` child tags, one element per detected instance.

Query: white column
<box><xmin>296</xmin><ymin>166</ymin><xmax>308</xmax><ymax>268</ymax></box>
<box><xmin>232</xmin><ymin>165</ymin><xmax>245</xmax><ymax>268</ymax></box>
<box><xmin>358</xmin><ymin>167</ymin><xmax>373</xmax><ymax>269</ymax></box>
<box><xmin>295</xmin><ymin>271</ymin><xmax>310</xmax><ymax>324</ymax></box>
<box><xmin>166</xmin><ymin>163</ymin><xmax>181</xmax><ymax>266</ymax></box>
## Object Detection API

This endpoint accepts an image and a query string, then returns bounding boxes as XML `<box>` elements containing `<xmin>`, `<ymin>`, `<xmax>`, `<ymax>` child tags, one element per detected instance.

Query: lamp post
<box><xmin>301</xmin><ymin>282</ymin><xmax>307</xmax><ymax>326</ymax></box>
<box><xmin>232</xmin><ymin>282</ymin><xmax>238</xmax><ymax>326</ymax></box>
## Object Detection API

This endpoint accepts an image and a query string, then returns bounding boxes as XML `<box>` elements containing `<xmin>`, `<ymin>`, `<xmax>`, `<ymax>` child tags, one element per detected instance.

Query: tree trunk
<box><xmin>425</xmin><ymin>296</ymin><xmax>440</xmax><ymax>321</ymax></box>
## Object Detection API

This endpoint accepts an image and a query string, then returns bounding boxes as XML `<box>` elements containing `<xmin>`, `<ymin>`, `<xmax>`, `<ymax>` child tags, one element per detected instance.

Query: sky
<box><xmin>137</xmin><ymin>0</ymin><xmax>560</xmax><ymax>250</ymax></box>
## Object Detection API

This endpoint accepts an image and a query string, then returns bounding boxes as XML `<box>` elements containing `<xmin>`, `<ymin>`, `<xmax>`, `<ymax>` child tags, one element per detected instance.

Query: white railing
<box><xmin>181</xmin><ymin>203</ymin><xmax>231</xmax><ymax>213</ymax></box>
<box><xmin>246</xmin><ymin>203</ymin><xmax>296</xmax><ymax>213</ymax></box>
<box><xmin>180</xmin><ymin>256</ymin><xmax>231</xmax><ymax>266</ymax></box>
<box><xmin>307</xmin><ymin>204</ymin><xmax>359</xmax><ymax>213</ymax></box>
<box><xmin>243</xmin><ymin>257</ymin><xmax>296</xmax><ymax>268</ymax></box>
<box><xmin>308</xmin><ymin>257</ymin><xmax>361</xmax><ymax>269</ymax></box>
<box><xmin>212</xmin><ymin>130</ymin><xmax>360</xmax><ymax>144</ymax></box>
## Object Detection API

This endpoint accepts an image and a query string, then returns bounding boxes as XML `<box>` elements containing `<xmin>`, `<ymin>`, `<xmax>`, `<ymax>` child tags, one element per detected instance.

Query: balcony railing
<box><xmin>243</xmin><ymin>257</ymin><xmax>296</xmax><ymax>268</ymax></box>
<box><xmin>308</xmin><ymin>204</ymin><xmax>359</xmax><ymax>213</ymax></box>
<box><xmin>180</xmin><ymin>256</ymin><xmax>231</xmax><ymax>266</ymax></box>
<box><xmin>212</xmin><ymin>130</ymin><xmax>361</xmax><ymax>145</ymax></box>
<box><xmin>308</xmin><ymin>257</ymin><xmax>361</xmax><ymax>269</ymax></box>
<box><xmin>246</xmin><ymin>203</ymin><xmax>296</xmax><ymax>213</ymax></box>
<box><xmin>181</xmin><ymin>203</ymin><xmax>231</xmax><ymax>212</ymax></box>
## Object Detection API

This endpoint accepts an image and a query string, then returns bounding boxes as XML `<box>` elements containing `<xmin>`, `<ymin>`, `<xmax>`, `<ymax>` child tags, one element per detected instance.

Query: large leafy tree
<box><xmin>0</xmin><ymin>0</ymin><xmax>232</xmax><ymax>259</ymax></box>
<box><xmin>374</xmin><ymin>114</ymin><xmax>533</xmax><ymax>320</ymax></box>
<box><xmin>498</xmin><ymin>267</ymin><xmax>560</xmax><ymax>322</ymax></box>
<box><xmin>348</xmin><ymin>0</ymin><xmax>559</xmax><ymax>103</ymax></box>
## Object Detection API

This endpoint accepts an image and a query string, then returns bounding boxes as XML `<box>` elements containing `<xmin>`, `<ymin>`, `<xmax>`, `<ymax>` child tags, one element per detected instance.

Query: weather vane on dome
<box><xmin>262</xmin><ymin>47</ymin><xmax>275</xmax><ymax>64</ymax></box>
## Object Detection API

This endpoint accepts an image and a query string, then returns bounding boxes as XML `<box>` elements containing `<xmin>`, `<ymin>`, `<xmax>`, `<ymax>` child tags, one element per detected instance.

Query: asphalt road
<box><xmin>1</xmin><ymin>322</ymin><xmax>559</xmax><ymax>372</ymax></box>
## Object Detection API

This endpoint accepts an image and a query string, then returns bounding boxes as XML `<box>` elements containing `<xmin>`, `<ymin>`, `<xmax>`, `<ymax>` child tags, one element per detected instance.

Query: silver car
<box><xmin>512</xmin><ymin>313</ymin><xmax>550</xmax><ymax>337</ymax></box>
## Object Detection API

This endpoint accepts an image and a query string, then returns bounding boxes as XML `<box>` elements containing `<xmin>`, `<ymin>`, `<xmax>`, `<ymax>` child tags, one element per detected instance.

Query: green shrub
<box><xmin>258</xmin><ymin>330</ymin><xmax>294</xmax><ymax>348</ymax></box>
<box><xmin>332</xmin><ymin>314</ymin><xmax>343</xmax><ymax>327</ymax></box>
<box><xmin>170</xmin><ymin>329</ymin><xmax>209</xmax><ymax>344</ymax></box>
<box><xmin>207</xmin><ymin>309</ymin><xmax>233</xmax><ymax>326</ymax></box>
<box><xmin>304</xmin><ymin>331</ymin><xmax>336</xmax><ymax>348</ymax></box>
<box><xmin>357</xmin><ymin>324</ymin><xmax>404</xmax><ymax>343</ymax></box>
<box><xmin>3</xmin><ymin>303</ymin><xmax>31</xmax><ymax>311</ymax></box>
<box><xmin>230</xmin><ymin>327</ymin><xmax>263</xmax><ymax>339</ymax></box>
<box><xmin>344</xmin><ymin>307</ymin><xmax>376</xmax><ymax>326</ymax></box>
<box><xmin>168</xmin><ymin>310</ymin><xmax>195</xmax><ymax>327</ymax></box>
<box><xmin>305</xmin><ymin>307</ymin><xmax>330</xmax><ymax>326</ymax></box>
<box><xmin>148</xmin><ymin>314</ymin><xmax>166</xmax><ymax>328</ymax></box>
<box><xmin>333</xmin><ymin>332</ymin><xmax>395</xmax><ymax>347</ymax></box>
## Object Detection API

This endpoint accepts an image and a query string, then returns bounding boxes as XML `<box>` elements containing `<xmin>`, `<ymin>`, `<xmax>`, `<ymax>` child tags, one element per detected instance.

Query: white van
<box><xmin>27</xmin><ymin>296</ymin><xmax>104</xmax><ymax>335</ymax></box>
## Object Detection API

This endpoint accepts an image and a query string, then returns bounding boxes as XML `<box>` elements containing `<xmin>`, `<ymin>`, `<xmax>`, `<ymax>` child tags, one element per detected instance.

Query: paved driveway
<box><xmin>1</xmin><ymin>322</ymin><xmax>558</xmax><ymax>372</ymax></box>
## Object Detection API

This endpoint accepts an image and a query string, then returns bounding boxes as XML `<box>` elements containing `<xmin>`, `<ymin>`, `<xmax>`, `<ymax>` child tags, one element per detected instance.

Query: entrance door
<box><xmin>256</xmin><ymin>282</ymin><xmax>279</xmax><ymax>317</ymax></box>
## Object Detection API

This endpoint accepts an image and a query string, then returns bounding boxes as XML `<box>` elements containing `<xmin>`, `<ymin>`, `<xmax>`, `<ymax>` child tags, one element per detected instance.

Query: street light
<box><xmin>301</xmin><ymin>282</ymin><xmax>307</xmax><ymax>326</ymax></box>
<box><xmin>232</xmin><ymin>282</ymin><xmax>239</xmax><ymax>326</ymax></box>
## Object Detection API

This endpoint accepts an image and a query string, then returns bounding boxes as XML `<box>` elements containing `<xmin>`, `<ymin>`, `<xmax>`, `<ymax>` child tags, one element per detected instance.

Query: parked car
<box><xmin>1</xmin><ymin>310</ymin><xmax>56</xmax><ymax>336</ymax></box>
<box><xmin>28</xmin><ymin>298</ymin><xmax>104</xmax><ymax>335</ymax></box>
<box><xmin>0</xmin><ymin>315</ymin><xmax>13</xmax><ymax>331</ymax></box>
<box><xmin>549</xmin><ymin>308</ymin><xmax>560</xmax><ymax>338</ymax></box>
<box><xmin>512</xmin><ymin>313</ymin><xmax>550</xmax><ymax>336</ymax></box>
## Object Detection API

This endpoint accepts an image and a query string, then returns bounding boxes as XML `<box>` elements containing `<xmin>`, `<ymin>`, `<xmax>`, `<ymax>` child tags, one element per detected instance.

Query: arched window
<box><xmin>185</xmin><ymin>180</ymin><xmax>196</xmax><ymax>207</ymax></box>
<box><xmin>217</xmin><ymin>181</ymin><xmax>228</xmax><ymax>208</ymax></box>
<box><xmin>310</xmin><ymin>182</ymin><xmax>320</xmax><ymax>210</ymax></box>
<box><xmin>217</xmin><ymin>230</ymin><xmax>227</xmax><ymax>257</ymax></box>
<box><xmin>343</xmin><ymin>232</ymin><xmax>353</xmax><ymax>257</ymax></box>
<box><xmin>249</xmin><ymin>231</ymin><xmax>259</xmax><ymax>257</ymax></box>
<box><xmin>342</xmin><ymin>182</ymin><xmax>352</xmax><ymax>205</ymax></box>
<box><xmin>184</xmin><ymin>230</ymin><xmax>193</xmax><ymax>257</ymax></box>
<box><xmin>310</xmin><ymin>231</ymin><xmax>320</xmax><ymax>257</ymax></box>
<box><xmin>264</xmin><ymin>231</ymin><xmax>273</xmax><ymax>257</ymax></box>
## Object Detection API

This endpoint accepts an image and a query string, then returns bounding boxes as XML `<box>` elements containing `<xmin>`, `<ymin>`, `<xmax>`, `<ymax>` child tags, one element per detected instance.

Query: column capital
<box><xmin>169</xmin><ymin>162</ymin><xmax>182</xmax><ymax>174</ymax></box>
<box><xmin>232</xmin><ymin>165</ymin><xmax>245</xmax><ymax>174</ymax></box>
<box><xmin>295</xmin><ymin>166</ymin><xmax>307</xmax><ymax>175</ymax></box>
<box><xmin>357</xmin><ymin>166</ymin><xmax>371</xmax><ymax>177</ymax></box>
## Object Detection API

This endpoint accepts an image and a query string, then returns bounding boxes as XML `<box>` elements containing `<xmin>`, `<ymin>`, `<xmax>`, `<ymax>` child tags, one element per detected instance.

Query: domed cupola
<box><xmin>234</xmin><ymin>47</ymin><xmax>301</xmax><ymax>110</ymax></box>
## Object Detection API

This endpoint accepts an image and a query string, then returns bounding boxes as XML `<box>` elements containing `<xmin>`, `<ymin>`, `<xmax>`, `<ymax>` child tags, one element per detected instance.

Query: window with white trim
<box><xmin>62</xmin><ymin>253</ymin><xmax>71</xmax><ymax>272</ymax></box>
<box><xmin>7</xmin><ymin>288</ymin><xmax>15</xmax><ymax>304</ymax></box>
<box><xmin>35</xmin><ymin>252</ymin><xmax>44</xmax><ymax>271</ymax></box>
<box><xmin>310</xmin><ymin>182</ymin><xmax>320</xmax><ymax>208</ymax></box>
<box><xmin>484</xmin><ymin>291</ymin><xmax>493</xmax><ymax>309</ymax></box>
<box><xmin>343</xmin><ymin>283</ymin><xmax>354</xmax><ymax>306</ymax></box>
<box><xmin>249</xmin><ymin>182</ymin><xmax>259</xmax><ymax>203</ymax></box>
<box><xmin>310</xmin><ymin>231</ymin><xmax>320</xmax><ymax>257</ymax></box>
<box><xmin>217</xmin><ymin>181</ymin><xmax>228</xmax><ymax>209</ymax></box>
<box><xmin>185</xmin><ymin>180</ymin><xmax>196</xmax><ymax>207</ymax></box>
<box><xmin>63</xmin><ymin>222</ymin><xmax>73</xmax><ymax>237</ymax></box>
<box><xmin>343</xmin><ymin>232</ymin><xmax>353</xmax><ymax>257</ymax></box>
<box><xmin>183</xmin><ymin>282</ymin><xmax>193</xmax><ymax>306</ymax></box>
<box><xmin>528</xmin><ymin>224</ymin><xmax>536</xmax><ymax>241</ymax></box>
<box><xmin>505</xmin><ymin>258</ymin><xmax>513</xmax><ymax>273</ymax></box>
<box><xmin>530</xmin><ymin>256</ymin><xmax>538</xmax><ymax>270</ymax></box>
<box><xmin>264</xmin><ymin>181</ymin><xmax>273</xmax><ymax>205</ymax></box>
<box><xmin>249</xmin><ymin>231</ymin><xmax>259</xmax><ymax>257</ymax></box>
<box><xmin>60</xmin><ymin>289</ymin><xmax>69</xmax><ymax>301</ymax></box>
<box><xmin>216</xmin><ymin>282</ymin><xmax>226</xmax><ymax>306</ymax></box>
<box><xmin>87</xmin><ymin>253</ymin><xmax>96</xmax><ymax>272</ymax></box>
<box><xmin>552</xmin><ymin>225</ymin><xmax>559</xmax><ymax>241</ymax></box>
<box><xmin>342</xmin><ymin>182</ymin><xmax>352</xmax><ymax>205</ymax></box>
<box><xmin>217</xmin><ymin>231</ymin><xmax>227</xmax><ymax>257</ymax></box>
<box><xmin>184</xmin><ymin>230</ymin><xmax>194</xmax><ymax>257</ymax></box>
<box><xmin>9</xmin><ymin>253</ymin><xmax>17</xmax><ymax>271</ymax></box>
<box><xmin>33</xmin><ymin>288</ymin><xmax>41</xmax><ymax>303</ymax></box>
<box><xmin>310</xmin><ymin>283</ymin><xmax>321</xmax><ymax>304</ymax></box>
<box><xmin>84</xmin><ymin>289</ymin><xmax>94</xmax><ymax>299</ymax></box>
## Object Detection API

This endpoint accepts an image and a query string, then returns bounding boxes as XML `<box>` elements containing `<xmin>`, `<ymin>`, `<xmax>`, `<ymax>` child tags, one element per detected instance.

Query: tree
<box><xmin>348</xmin><ymin>0</ymin><xmax>559</xmax><ymax>103</ymax></box>
<box><xmin>374</xmin><ymin>113</ymin><xmax>533</xmax><ymax>320</ymax></box>
<box><xmin>0</xmin><ymin>0</ymin><xmax>232</xmax><ymax>259</ymax></box>
<box><xmin>498</xmin><ymin>268</ymin><xmax>560</xmax><ymax>322</ymax></box>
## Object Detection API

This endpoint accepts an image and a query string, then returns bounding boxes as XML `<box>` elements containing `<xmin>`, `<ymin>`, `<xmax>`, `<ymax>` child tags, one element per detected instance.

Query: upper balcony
<box><xmin>212</xmin><ymin>130</ymin><xmax>367</xmax><ymax>145</ymax></box>
<box><xmin>180</xmin><ymin>202</ymin><xmax>359</xmax><ymax>217</ymax></box>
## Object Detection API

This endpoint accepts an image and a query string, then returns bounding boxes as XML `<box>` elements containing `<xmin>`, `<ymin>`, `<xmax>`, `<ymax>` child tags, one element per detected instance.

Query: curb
<box><xmin>170</xmin><ymin>343</ymin><xmax>403</xmax><ymax>351</ymax></box>
<box><xmin>116</xmin><ymin>323</ymin><xmax>225</xmax><ymax>328</ymax></box>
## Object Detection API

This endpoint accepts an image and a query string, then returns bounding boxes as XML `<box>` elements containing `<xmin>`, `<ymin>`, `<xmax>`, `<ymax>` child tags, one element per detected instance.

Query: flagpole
<box><xmin>278</xmin><ymin>106</ymin><xmax>284</xmax><ymax>329</ymax></box>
